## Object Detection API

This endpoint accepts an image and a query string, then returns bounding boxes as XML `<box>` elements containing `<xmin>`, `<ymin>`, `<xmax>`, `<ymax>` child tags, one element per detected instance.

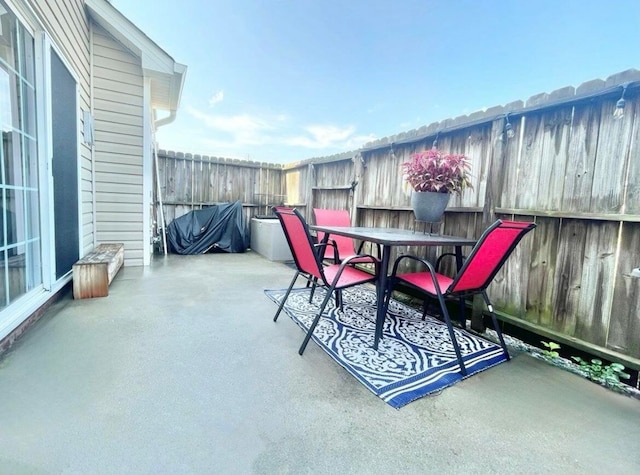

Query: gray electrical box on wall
<box><xmin>82</xmin><ymin>110</ymin><xmax>94</xmax><ymax>145</ymax></box>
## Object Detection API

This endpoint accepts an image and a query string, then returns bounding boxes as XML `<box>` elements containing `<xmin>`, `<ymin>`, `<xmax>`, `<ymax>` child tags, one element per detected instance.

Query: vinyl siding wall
<box><xmin>91</xmin><ymin>24</ymin><xmax>145</xmax><ymax>266</ymax></box>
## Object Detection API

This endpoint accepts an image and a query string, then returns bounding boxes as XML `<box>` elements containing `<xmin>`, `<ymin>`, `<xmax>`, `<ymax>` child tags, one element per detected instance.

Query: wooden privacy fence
<box><xmin>155</xmin><ymin>71</ymin><xmax>640</xmax><ymax>367</ymax></box>
<box><xmin>154</xmin><ymin>151</ymin><xmax>285</xmax><ymax>227</ymax></box>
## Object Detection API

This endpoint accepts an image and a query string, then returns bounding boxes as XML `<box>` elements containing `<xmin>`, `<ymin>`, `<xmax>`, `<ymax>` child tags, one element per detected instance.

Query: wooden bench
<box><xmin>73</xmin><ymin>243</ymin><xmax>124</xmax><ymax>299</ymax></box>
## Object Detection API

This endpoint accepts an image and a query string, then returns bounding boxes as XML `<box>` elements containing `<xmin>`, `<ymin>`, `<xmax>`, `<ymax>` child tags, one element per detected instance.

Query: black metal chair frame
<box><xmin>384</xmin><ymin>219</ymin><xmax>536</xmax><ymax>376</ymax></box>
<box><xmin>273</xmin><ymin>208</ymin><xmax>379</xmax><ymax>355</ymax></box>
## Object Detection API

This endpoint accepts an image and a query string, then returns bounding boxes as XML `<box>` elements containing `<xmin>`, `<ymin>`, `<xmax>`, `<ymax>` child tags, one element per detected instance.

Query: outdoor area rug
<box><xmin>265</xmin><ymin>286</ymin><xmax>509</xmax><ymax>408</ymax></box>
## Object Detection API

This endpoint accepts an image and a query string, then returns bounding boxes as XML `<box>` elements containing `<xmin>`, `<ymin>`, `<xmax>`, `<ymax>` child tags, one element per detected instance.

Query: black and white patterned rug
<box><xmin>265</xmin><ymin>286</ymin><xmax>509</xmax><ymax>408</ymax></box>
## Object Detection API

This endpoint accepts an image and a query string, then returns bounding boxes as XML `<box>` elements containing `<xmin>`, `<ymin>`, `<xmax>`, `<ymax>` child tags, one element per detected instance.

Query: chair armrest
<box><xmin>339</xmin><ymin>253</ymin><xmax>381</xmax><ymax>276</ymax></box>
<box><xmin>392</xmin><ymin>254</ymin><xmax>437</xmax><ymax>275</ymax></box>
<box><xmin>314</xmin><ymin>240</ymin><xmax>339</xmax><ymax>263</ymax></box>
<box><xmin>435</xmin><ymin>252</ymin><xmax>468</xmax><ymax>273</ymax></box>
<box><xmin>356</xmin><ymin>241</ymin><xmax>382</xmax><ymax>260</ymax></box>
<box><xmin>390</xmin><ymin>254</ymin><xmax>444</xmax><ymax>296</ymax></box>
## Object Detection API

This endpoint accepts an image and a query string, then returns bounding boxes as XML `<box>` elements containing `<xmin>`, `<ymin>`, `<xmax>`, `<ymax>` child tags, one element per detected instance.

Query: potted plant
<box><xmin>402</xmin><ymin>148</ymin><xmax>472</xmax><ymax>222</ymax></box>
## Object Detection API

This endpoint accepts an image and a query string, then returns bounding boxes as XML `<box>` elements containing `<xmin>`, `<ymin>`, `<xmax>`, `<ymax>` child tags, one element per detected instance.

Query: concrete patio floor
<box><xmin>0</xmin><ymin>251</ymin><xmax>639</xmax><ymax>474</ymax></box>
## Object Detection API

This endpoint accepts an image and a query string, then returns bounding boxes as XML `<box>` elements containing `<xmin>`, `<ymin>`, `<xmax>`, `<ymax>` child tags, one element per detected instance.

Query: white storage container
<box><xmin>250</xmin><ymin>218</ymin><xmax>293</xmax><ymax>261</ymax></box>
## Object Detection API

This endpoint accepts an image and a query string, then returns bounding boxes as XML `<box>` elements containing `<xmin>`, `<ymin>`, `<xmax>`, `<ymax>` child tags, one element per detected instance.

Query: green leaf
<box><xmin>541</xmin><ymin>341</ymin><xmax>561</xmax><ymax>350</ymax></box>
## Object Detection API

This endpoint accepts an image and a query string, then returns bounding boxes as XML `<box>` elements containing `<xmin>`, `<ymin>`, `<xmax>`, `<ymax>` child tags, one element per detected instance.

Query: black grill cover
<box><xmin>167</xmin><ymin>201</ymin><xmax>249</xmax><ymax>254</ymax></box>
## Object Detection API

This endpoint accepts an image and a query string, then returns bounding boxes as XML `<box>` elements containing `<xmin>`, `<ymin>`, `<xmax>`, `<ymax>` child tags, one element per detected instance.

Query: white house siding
<box><xmin>29</xmin><ymin>0</ymin><xmax>95</xmax><ymax>257</ymax></box>
<box><xmin>91</xmin><ymin>24</ymin><xmax>145</xmax><ymax>266</ymax></box>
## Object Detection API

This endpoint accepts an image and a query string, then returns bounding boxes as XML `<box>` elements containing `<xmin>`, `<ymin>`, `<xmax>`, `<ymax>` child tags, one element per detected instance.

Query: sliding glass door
<box><xmin>0</xmin><ymin>2</ymin><xmax>42</xmax><ymax>309</ymax></box>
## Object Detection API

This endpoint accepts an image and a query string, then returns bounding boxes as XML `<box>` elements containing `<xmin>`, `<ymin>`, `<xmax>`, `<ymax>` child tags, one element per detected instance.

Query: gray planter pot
<box><xmin>411</xmin><ymin>191</ymin><xmax>450</xmax><ymax>223</ymax></box>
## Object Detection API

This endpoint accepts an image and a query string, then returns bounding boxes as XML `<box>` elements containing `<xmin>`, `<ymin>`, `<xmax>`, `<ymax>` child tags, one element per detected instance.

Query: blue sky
<box><xmin>112</xmin><ymin>0</ymin><xmax>640</xmax><ymax>164</ymax></box>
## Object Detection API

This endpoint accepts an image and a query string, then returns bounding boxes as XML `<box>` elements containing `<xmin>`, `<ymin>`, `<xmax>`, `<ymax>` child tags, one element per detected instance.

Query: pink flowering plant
<box><xmin>402</xmin><ymin>148</ymin><xmax>473</xmax><ymax>195</ymax></box>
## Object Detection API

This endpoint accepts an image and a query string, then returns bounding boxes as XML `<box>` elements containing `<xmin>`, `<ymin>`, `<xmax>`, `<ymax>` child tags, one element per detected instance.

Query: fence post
<box><xmin>305</xmin><ymin>163</ymin><xmax>315</xmax><ymax>219</ymax></box>
<box><xmin>351</xmin><ymin>153</ymin><xmax>364</xmax><ymax>226</ymax></box>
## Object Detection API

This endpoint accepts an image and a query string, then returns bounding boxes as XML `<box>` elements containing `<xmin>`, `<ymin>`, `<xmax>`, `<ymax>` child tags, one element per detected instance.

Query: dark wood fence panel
<box><xmin>313</xmin><ymin>160</ymin><xmax>353</xmax><ymax>187</ymax></box>
<box><xmin>155</xmin><ymin>151</ymin><xmax>284</xmax><ymax>224</ymax></box>
<box><xmin>499</xmin><ymin>117</ymin><xmax>523</xmax><ymax>209</ymax></box>
<box><xmin>552</xmin><ymin>219</ymin><xmax>588</xmax><ymax>335</ymax></box>
<box><xmin>277</xmin><ymin>83</ymin><xmax>640</xmax><ymax>363</ymax></box>
<box><xmin>591</xmin><ymin>99</ymin><xmax>634</xmax><ymax>214</ymax></box>
<box><xmin>448</xmin><ymin>125</ymin><xmax>493</xmax><ymax>208</ymax></box>
<box><xmin>574</xmin><ymin>221</ymin><xmax>618</xmax><ymax>345</ymax></box>
<box><xmin>562</xmin><ymin>104</ymin><xmax>600</xmax><ymax>212</ymax></box>
<box><xmin>311</xmin><ymin>190</ymin><xmax>352</xmax><ymax>217</ymax></box>
<box><xmin>157</xmin><ymin>74</ymin><xmax>640</xmax><ymax>365</ymax></box>
<box><xmin>526</xmin><ymin>217</ymin><xmax>560</xmax><ymax>327</ymax></box>
<box><xmin>625</xmin><ymin>98</ymin><xmax>640</xmax><ymax>214</ymax></box>
<box><xmin>361</xmin><ymin>149</ymin><xmax>407</xmax><ymax>208</ymax></box>
<box><xmin>609</xmin><ymin>223</ymin><xmax>640</xmax><ymax>356</ymax></box>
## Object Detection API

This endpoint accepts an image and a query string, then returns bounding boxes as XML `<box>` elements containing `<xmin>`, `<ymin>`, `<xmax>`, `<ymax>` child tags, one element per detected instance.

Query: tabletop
<box><xmin>309</xmin><ymin>225</ymin><xmax>476</xmax><ymax>247</ymax></box>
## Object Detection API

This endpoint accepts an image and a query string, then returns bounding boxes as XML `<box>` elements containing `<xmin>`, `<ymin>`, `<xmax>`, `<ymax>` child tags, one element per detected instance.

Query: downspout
<box><xmin>153</xmin><ymin>110</ymin><xmax>177</xmax><ymax>255</ymax></box>
<box><xmin>153</xmin><ymin>141</ymin><xmax>167</xmax><ymax>255</ymax></box>
<box><xmin>154</xmin><ymin>110</ymin><xmax>177</xmax><ymax>128</ymax></box>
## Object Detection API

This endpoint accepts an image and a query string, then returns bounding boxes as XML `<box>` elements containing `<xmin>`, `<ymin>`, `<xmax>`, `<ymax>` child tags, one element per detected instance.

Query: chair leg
<box><xmin>309</xmin><ymin>278</ymin><xmax>318</xmax><ymax>303</ymax></box>
<box><xmin>382</xmin><ymin>278</ymin><xmax>394</xmax><ymax>317</ymax></box>
<box><xmin>482</xmin><ymin>291</ymin><xmax>510</xmax><ymax>361</ymax></box>
<box><xmin>299</xmin><ymin>285</ymin><xmax>336</xmax><ymax>355</ymax></box>
<box><xmin>273</xmin><ymin>272</ymin><xmax>300</xmax><ymax>322</ymax></box>
<box><xmin>457</xmin><ymin>296</ymin><xmax>467</xmax><ymax>329</ymax></box>
<box><xmin>437</xmin><ymin>295</ymin><xmax>467</xmax><ymax>376</ymax></box>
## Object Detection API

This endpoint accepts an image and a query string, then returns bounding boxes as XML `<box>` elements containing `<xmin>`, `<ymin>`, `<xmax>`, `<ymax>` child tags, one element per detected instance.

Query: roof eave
<box><xmin>85</xmin><ymin>0</ymin><xmax>187</xmax><ymax>113</ymax></box>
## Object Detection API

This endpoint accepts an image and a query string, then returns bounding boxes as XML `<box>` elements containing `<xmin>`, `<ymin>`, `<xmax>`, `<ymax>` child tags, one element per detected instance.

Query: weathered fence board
<box><xmin>499</xmin><ymin>116</ymin><xmax>524</xmax><ymax>209</ymax></box>
<box><xmin>624</xmin><ymin>95</ymin><xmax>640</xmax><ymax>214</ymax></box>
<box><xmin>536</xmin><ymin>109</ymin><xmax>572</xmax><ymax>211</ymax></box>
<box><xmin>590</xmin><ymin>99</ymin><xmax>634</xmax><ymax>213</ymax></box>
<box><xmin>574</xmin><ymin>221</ymin><xmax>618</xmax><ymax>346</ymax></box>
<box><xmin>312</xmin><ymin>190</ymin><xmax>352</xmax><ymax>216</ymax></box>
<box><xmin>550</xmin><ymin>219</ymin><xmax>586</xmax><ymax>334</ymax></box>
<box><xmin>562</xmin><ymin>104</ymin><xmax>600</xmax><ymax>212</ymax></box>
<box><xmin>608</xmin><ymin>223</ymin><xmax>640</xmax><ymax>355</ymax></box>
<box><xmin>451</xmin><ymin>125</ymin><xmax>492</xmax><ymax>208</ymax></box>
<box><xmin>515</xmin><ymin>113</ymin><xmax>547</xmax><ymax>209</ymax></box>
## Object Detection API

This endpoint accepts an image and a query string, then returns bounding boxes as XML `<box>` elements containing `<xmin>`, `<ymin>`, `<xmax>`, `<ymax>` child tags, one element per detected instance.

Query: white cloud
<box><xmin>284</xmin><ymin>125</ymin><xmax>355</xmax><ymax>148</ymax></box>
<box><xmin>283</xmin><ymin>125</ymin><xmax>376</xmax><ymax>150</ymax></box>
<box><xmin>186</xmin><ymin>105</ymin><xmax>376</xmax><ymax>157</ymax></box>
<box><xmin>187</xmin><ymin>106</ymin><xmax>274</xmax><ymax>142</ymax></box>
<box><xmin>208</xmin><ymin>90</ymin><xmax>224</xmax><ymax>107</ymax></box>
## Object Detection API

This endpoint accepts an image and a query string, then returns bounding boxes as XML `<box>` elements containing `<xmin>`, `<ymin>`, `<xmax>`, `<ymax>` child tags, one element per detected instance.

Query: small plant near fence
<box><xmin>540</xmin><ymin>341</ymin><xmax>561</xmax><ymax>361</ymax></box>
<box><xmin>535</xmin><ymin>341</ymin><xmax>633</xmax><ymax>395</ymax></box>
<box><xmin>571</xmin><ymin>357</ymin><xmax>631</xmax><ymax>392</ymax></box>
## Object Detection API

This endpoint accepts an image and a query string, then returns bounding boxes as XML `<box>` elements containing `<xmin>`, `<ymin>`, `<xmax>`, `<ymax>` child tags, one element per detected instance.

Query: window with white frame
<box><xmin>0</xmin><ymin>1</ymin><xmax>41</xmax><ymax>309</ymax></box>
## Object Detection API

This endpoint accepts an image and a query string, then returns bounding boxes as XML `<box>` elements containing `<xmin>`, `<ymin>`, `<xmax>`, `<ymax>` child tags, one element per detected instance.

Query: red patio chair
<box><xmin>313</xmin><ymin>208</ymin><xmax>380</xmax><ymax>264</ymax></box>
<box><xmin>273</xmin><ymin>208</ymin><xmax>379</xmax><ymax>355</ymax></box>
<box><xmin>384</xmin><ymin>219</ymin><xmax>536</xmax><ymax>376</ymax></box>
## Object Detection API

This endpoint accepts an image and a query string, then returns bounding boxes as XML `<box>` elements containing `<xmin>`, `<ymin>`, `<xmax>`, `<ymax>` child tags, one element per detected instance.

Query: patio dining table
<box><xmin>309</xmin><ymin>225</ymin><xmax>476</xmax><ymax>349</ymax></box>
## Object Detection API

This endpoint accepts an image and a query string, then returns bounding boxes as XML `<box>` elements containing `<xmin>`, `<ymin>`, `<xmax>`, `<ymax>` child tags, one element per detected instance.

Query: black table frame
<box><xmin>310</xmin><ymin>226</ymin><xmax>476</xmax><ymax>349</ymax></box>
